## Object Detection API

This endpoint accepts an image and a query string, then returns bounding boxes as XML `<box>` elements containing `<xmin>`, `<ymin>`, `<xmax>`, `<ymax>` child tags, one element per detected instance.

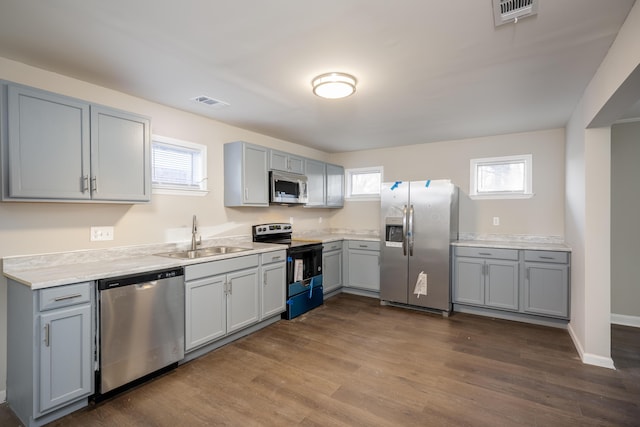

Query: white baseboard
<box><xmin>611</xmin><ymin>313</ymin><xmax>640</xmax><ymax>328</ymax></box>
<box><xmin>0</xmin><ymin>389</ymin><xmax>5</xmax><ymax>403</ymax></box>
<box><xmin>567</xmin><ymin>323</ymin><xmax>616</xmax><ymax>370</ymax></box>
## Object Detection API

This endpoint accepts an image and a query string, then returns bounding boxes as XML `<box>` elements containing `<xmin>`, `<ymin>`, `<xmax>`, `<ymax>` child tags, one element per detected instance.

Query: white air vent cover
<box><xmin>191</xmin><ymin>95</ymin><xmax>230</xmax><ymax>108</ymax></box>
<box><xmin>493</xmin><ymin>0</ymin><xmax>538</xmax><ymax>26</ymax></box>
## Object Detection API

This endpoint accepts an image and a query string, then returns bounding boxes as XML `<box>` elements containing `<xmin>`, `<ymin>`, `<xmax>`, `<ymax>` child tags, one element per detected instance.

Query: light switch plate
<box><xmin>493</xmin><ymin>217</ymin><xmax>500</xmax><ymax>226</ymax></box>
<box><xmin>91</xmin><ymin>226</ymin><xmax>114</xmax><ymax>241</ymax></box>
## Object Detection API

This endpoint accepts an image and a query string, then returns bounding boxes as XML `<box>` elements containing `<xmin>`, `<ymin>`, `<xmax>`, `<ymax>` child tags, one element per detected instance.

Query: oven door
<box><xmin>287</xmin><ymin>243</ymin><xmax>322</xmax><ymax>286</ymax></box>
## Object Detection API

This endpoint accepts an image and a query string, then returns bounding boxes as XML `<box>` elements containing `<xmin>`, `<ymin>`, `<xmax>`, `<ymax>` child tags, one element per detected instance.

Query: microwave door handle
<box><xmin>402</xmin><ymin>205</ymin><xmax>408</xmax><ymax>256</ymax></box>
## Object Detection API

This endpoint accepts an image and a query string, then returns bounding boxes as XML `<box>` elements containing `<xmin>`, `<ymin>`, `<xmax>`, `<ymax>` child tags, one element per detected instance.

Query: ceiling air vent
<box><xmin>493</xmin><ymin>0</ymin><xmax>538</xmax><ymax>26</ymax></box>
<box><xmin>191</xmin><ymin>95</ymin><xmax>230</xmax><ymax>108</ymax></box>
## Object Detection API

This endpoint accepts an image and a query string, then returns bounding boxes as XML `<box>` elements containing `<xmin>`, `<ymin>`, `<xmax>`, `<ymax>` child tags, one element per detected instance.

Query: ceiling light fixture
<box><xmin>312</xmin><ymin>72</ymin><xmax>357</xmax><ymax>99</ymax></box>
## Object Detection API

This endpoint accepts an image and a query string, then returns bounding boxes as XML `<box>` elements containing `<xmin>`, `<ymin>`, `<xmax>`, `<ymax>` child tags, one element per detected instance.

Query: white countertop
<box><xmin>452</xmin><ymin>239</ymin><xmax>571</xmax><ymax>252</ymax></box>
<box><xmin>3</xmin><ymin>241</ymin><xmax>284</xmax><ymax>290</ymax></box>
<box><xmin>2</xmin><ymin>231</ymin><xmax>380</xmax><ymax>290</ymax></box>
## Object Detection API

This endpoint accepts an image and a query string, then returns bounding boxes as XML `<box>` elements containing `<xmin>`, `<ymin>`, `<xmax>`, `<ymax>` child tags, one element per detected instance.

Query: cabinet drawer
<box><xmin>323</xmin><ymin>241</ymin><xmax>343</xmax><ymax>252</ymax></box>
<box><xmin>348</xmin><ymin>240</ymin><xmax>380</xmax><ymax>251</ymax></box>
<box><xmin>39</xmin><ymin>282</ymin><xmax>92</xmax><ymax>311</ymax></box>
<box><xmin>524</xmin><ymin>250</ymin><xmax>569</xmax><ymax>264</ymax></box>
<box><xmin>186</xmin><ymin>255</ymin><xmax>259</xmax><ymax>281</ymax></box>
<box><xmin>261</xmin><ymin>250</ymin><xmax>286</xmax><ymax>264</ymax></box>
<box><xmin>455</xmin><ymin>246</ymin><xmax>518</xmax><ymax>260</ymax></box>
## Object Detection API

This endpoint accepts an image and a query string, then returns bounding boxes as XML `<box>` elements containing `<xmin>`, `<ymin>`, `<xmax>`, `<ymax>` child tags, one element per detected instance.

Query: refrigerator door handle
<box><xmin>402</xmin><ymin>205</ymin><xmax>408</xmax><ymax>256</ymax></box>
<box><xmin>408</xmin><ymin>205</ymin><xmax>414</xmax><ymax>256</ymax></box>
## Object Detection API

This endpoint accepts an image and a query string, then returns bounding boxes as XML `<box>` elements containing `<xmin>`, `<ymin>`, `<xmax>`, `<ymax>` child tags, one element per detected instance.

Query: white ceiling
<box><xmin>0</xmin><ymin>0</ymin><xmax>636</xmax><ymax>153</ymax></box>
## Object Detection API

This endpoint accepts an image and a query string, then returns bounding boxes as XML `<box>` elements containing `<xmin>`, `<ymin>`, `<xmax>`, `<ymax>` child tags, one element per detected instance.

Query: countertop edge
<box><xmin>452</xmin><ymin>240</ymin><xmax>572</xmax><ymax>252</ymax></box>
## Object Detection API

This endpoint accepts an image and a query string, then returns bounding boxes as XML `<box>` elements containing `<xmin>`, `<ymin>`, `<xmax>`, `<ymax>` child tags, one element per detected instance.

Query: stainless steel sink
<box><xmin>156</xmin><ymin>246</ymin><xmax>250</xmax><ymax>259</ymax></box>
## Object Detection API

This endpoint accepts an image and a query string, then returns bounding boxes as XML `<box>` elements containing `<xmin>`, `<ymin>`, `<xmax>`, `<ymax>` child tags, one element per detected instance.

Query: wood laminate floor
<box><xmin>2</xmin><ymin>293</ymin><xmax>639</xmax><ymax>426</ymax></box>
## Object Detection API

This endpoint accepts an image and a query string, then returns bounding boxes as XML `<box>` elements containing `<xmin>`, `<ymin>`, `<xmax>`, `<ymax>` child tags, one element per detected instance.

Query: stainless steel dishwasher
<box><xmin>97</xmin><ymin>267</ymin><xmax>184</xmax><ymax>396</ymax></box>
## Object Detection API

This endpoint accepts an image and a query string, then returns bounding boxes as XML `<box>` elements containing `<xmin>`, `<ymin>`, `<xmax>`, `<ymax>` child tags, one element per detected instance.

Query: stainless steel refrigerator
<box><xmin>380</xmin><ymin>179</ymin><xmax>458</xmax><ymax>312</ymax></box>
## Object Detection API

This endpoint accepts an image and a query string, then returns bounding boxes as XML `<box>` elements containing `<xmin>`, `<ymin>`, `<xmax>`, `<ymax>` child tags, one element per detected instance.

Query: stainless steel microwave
<box><xmin>270</xmin><ymin>170</ymin><xmax>309</xmax><ymax>204</ymax></box>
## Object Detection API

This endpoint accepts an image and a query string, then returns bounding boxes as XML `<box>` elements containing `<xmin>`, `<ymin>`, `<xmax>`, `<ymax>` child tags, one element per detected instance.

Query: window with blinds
<box><xmin>151</xmin><ymin>135</ymin><xmax>208</xmax><ymax>195</ymax></box>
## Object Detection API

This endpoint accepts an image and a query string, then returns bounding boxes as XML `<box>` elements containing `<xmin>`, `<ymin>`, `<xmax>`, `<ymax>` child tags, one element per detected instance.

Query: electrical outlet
<box><xmin>318</xmin><ymin>217</ymin><xmax>323</xmax><ymax>224</ymax></box>
<box><xmin>91</xmin><ymin>226</ymin><xmax>114</xmax><ymax>241</ymax></box>
<box><xmin>493</xmin><ymin>217</ymin><xmax>500</xmax><ymax>226</ymax></box>
<box><xmin>289</xmin><ymin>216</ymin><xmax>294</xmax><ymax>225</ymax></box>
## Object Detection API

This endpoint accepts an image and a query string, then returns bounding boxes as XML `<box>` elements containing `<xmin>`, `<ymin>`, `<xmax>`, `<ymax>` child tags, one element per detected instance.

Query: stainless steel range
<box><xmin>252</xmin><ymin>223</ymin><xmax>323</xmax><ymax>319</ymax></box>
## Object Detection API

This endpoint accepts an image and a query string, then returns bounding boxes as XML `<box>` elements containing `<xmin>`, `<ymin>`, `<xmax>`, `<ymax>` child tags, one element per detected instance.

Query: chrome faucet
<box><xmin>191</xmin><ymin>214</ymin><xmax>201</xmax><ymax>251</ymax></box>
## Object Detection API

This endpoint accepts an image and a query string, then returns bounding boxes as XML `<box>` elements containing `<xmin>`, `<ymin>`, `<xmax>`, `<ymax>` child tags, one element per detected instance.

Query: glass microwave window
<box><xmin>274</xmin><ymin>179</ymin><xmax>299</xmax><ymax>198</ymax></box>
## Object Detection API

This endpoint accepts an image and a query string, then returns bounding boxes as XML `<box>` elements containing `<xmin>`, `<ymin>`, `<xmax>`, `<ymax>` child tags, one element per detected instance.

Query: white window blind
<box><xmin>151</xmin><ymin>135</ymin><xmax>207</xmax><ymax>195</ymax></box>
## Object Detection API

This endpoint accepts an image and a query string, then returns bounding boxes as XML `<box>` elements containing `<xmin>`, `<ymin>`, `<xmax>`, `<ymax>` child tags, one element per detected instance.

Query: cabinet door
<box><xmin>305</xmin><ymin>159</ymin><xmax>326</xmax><ymax>206</ymax></box>
<box><xmin>485</xmin><ymin>260</ymin><xmax>519</xmax><ymax>311</ymax></box>
<box><xmin>347</xmin><ymin>249</ymin><xmax>380</xmax><ymax>291</ymax></box>
<box><xmin>523</xmin><ymin>263</ymin><xmax>569</xmax><ymax>318</ymax></box>
<box><xmin>243</xmin><ymin>144</ymin><xmax>269</xmax><ymax>205</ymax></box>
<box><xmin>90</xmin><ymin>106</ymin><xmax>150</xmax><ymax>202</ymax></box>
<box><xmin>185</xmin><ymin>275</ymin><xmax>226</xmax><ymax>351</ymax></box>
<box><xmin>261</xmin><ymin>262</ymin><xmax>286</xmax><ymax>319</ymax></box>
<box><xmin>39</xmin><ymin>305</ymin><xmax>92</xmax><ymax>414</ymax></box>
<box><xmin>226</xmin><ymin>268</ymin><xmax>260</xmax><ymax>333</ymax></box>
<box><xmin>325</xmin><ymin>163</ymin><xmax>344</xmax><ymax>207</ymax></box>
<box><xmin>454</xmin><ymin>257</ymin><xmax>485</xmax><ymax>305</ymax></box>
<box><xmin>6</xmin><ymin>84</ymin><xmax>91</xmax><ymax>200</ymax></box>
<box><xmin>323</xmin><ymin>249</ymin><xmax>343</xmax><ymax>293</ymax></box>
<box><xmin>270</xmin><ymin>150</ymin><xmax>304</xmax><ymax>174</ymax></box>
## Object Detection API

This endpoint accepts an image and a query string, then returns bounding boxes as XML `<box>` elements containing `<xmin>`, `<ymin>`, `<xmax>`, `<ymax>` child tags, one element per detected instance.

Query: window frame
<box><xmin>151</xmin><ymin>134</ymin><xmax>208</xmax><ymax>196</ymax></box>
<box><xmin>345</xmin><ymin>166</ymin><xmax>384</xmax><ymax>201</ymax></box>
<box><xmin>469</xmin><ymin>154</ymin><xmax>533</xmax><ymax>200</ymax></box>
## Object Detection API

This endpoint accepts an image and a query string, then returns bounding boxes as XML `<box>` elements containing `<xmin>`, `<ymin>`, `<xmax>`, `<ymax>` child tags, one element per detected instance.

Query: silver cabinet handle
<box><xmin>228</xmin><ymin>282</ymin><xmax>232</xmax><ymax>295</ymax></box>
<box><xmin>44</xmin><ymin>324</ymin><xmax>50</xmax><ymax>347</ymax></box>
<box><xmin>479</xmin><ymin>252</ymin><xmax>492</xmax><ymax>256</ymax></box>
<box><xmin>91</xmin><ymin>176</ymin><xmax>97</xmax><ymax>193</ymax></box>
<box><xmin>54</xmin><ymin>293</ymin><xmax>82</xmax><ymax>302</ymax></box>
<box><xmin>359</xmin><ymin>245</ymin><xmax>368</xmax><ymax>248</ymax></box>
<box><xmin>82</xmin><ymin>175</ymin><xmax>89</xmax><ymax>193</ymax></box>
<box><xmin>263</xmin><ymin>272</ymin><xmax>267</xmax><ymax>286</ymax></box>
<box><xmin>272</xmin><ymin>256</ymin><xmax>281</xmax><ymax>261</ymax></box>
<box><xmin>526</xmin><ymin>268</ymin><xmax>530</xmax><ymax>280</ymax></box>
<box><xmin>539</xmin><ymin>256</ymin><xmax>555</xmax><ymax>260</ymax></box>
<box><xmin>244</xmin><ymin>187</ymin><xmax>249</xmax><ymax>200</ymax></box>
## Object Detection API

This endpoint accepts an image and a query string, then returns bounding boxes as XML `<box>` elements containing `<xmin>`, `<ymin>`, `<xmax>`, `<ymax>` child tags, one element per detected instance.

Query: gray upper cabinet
<box><xmin>326</xmin><ymin>163</ymin><xmax>344</xmax><ymax>207</ymax></box>
<box><xmin>224</xmin><ymin>141</ymin><xmax>269</xmax><ymax>207</ymax></box>
<box><xmin>90</xmin><ymin>106</ymin><xmax>151</xmax><ymax>202</ymax></box>
<box><xmin>269</xmin><ymin>149</ymin><xmax>304</xmax><ymax>174</ymax></box>
<box><xmin>305</xmin><ymin>158</ymin><xmax>326</xmax><ymax>206</ymax></box>
<box><xmin>1</xmin><ymin>82</ymin><xmax>151</xmax><ymax>203</ymax></box>
<box><xmin>304</xmin><ymin>159</ymin><xmax>344</xmax><ymax>208</ymax></box>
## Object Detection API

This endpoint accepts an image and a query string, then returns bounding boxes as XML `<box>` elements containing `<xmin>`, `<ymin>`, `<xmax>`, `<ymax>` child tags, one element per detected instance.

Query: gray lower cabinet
<box><xmin>260</xmin><ymin>250</ymin><xmax>286</xmax><ymax>319</ymax></box>
<box><xmin>454</xmin><ymin>255</ymin><xmax>519</xmax><ymax>310</ymax></box>
<box><xmin>7</xmin><ymin>280</ymin><xmax>94</xmax><ymax>427</ymax></box>
<box><xmin>322</xmin><ymin>241</ymin><xmax>343</xmax><ymax>294</ymax></box>
<box><xmin>185</xmin><ymin>253</ymin><xmax>281</xmax><ymax>352</ymax></box>
<box><xmin>1</xmin><ymin>81</ymin><xmax>150</xmax><ymax>202</ymax></box>
<box><xmin>346</xmin><ymin>240</ymin><xmax>380</xmax><ymax>292</ymax></box>
<box><xmin>453</xmin><ymin>246</ymin><xmax>570</xmax><ymax>320</ymax></box>
<box><xmin>224</xmin><ymin>141</ymin><xmax>269</xmax><ymax>207</ymax></box>
<box><xmin>523</xmin><ymin>250</ymin><xmax>570</xmax><ymax>318</ymax></box>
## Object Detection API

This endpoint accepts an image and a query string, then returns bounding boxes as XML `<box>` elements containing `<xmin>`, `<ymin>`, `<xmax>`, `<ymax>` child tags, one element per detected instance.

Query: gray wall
<box><xmin>611</xmin><ymin>121</ymin><xmax>640</xmax><ymax>319</ymax></box>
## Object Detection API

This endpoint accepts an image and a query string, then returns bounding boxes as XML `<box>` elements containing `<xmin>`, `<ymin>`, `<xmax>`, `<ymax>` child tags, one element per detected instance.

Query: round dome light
<box><xmin>312</xmin><ymin>72</ymin><xmax>357</xmax><ymax>99</ymax></box>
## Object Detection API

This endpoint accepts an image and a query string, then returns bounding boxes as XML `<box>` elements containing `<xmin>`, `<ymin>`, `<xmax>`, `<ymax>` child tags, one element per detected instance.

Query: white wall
<box><xmin>565</xmin><ymin>1</ymin><xmax>640</xmax><ymax>368</ymax></box>
<box><xmin>329</xmin><ymin>129</ymin><xmax>566</xmax><ymax>237</ymax></box>
<box><xmin>611</xmin><ymin>121</ymin><xmax>640</xmax><ymax>324</ymax></box>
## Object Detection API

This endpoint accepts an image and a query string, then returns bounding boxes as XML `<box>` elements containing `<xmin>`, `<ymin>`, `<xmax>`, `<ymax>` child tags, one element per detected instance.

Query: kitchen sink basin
<box><xmin>156</xmin><ymin>246</ymin><xmax>250</xmax><ymax>259</ymax></box>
